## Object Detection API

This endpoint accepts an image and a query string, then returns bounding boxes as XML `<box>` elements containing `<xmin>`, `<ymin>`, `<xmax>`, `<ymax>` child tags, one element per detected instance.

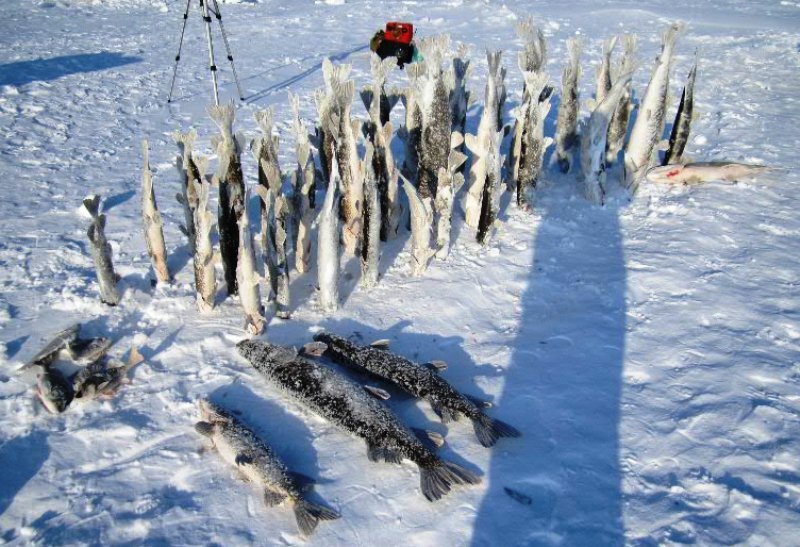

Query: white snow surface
<box><xmin>2</xmin><ymin>0</ymin><xmax>800</xmax><ymax>545</ymax></box>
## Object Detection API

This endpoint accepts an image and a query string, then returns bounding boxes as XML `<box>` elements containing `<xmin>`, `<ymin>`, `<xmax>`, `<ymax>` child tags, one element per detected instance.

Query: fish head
<box><xmin>236</xmin><ymin>340</ymin><xmax>298</xmax><ymax>367</ymax></box>
<box><xmin>646</xmin><ymin>164</ymin><xmax>685</xmax><ymax>184</ymax></box>
<box><xmin>37</xmin><ymin>370</ymin><xmax>73</xmax><ymax>413</ymax></box>
<box><xmin>194</xmin><ymin>421</ymin><xmax>217</xmax><ymax>438</ymax></box>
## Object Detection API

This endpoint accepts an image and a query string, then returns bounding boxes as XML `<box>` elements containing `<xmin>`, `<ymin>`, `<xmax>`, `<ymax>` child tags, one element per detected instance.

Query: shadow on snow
<box><xmin>0</xmin><ymin>53</ymin><xmax>141</xmax><ymax>88</ymax></box>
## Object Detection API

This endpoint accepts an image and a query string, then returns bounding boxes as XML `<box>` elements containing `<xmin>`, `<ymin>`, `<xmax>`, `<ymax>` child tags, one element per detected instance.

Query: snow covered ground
<box><xmin>1</xmin><ymin>0</ymin><xmax>800</xmax><ymax>544</ymax></box>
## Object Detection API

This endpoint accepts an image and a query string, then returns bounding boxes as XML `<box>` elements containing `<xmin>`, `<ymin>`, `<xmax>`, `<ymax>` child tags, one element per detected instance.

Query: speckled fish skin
<box><xmin>554</xmin><ymin>37</ymin><xmax>583</xmax><ymax>173</ymax></box>
<box><xmin>83</xmin><ymin>195</ymin><xmax>121</xmax><ymax>306</ymax></box>
<box><xmin>312</xmin><ymin>332</ymin><xmax>521</xmax><ymax>448</ymax></box>
<box><xmin>141</xmin><ymin>139</ymin><xmax>170</xmax><ymax>284</ymax></box>
<box><xmin>236</xmin><ymin>340</ymin><xmax>481</xmax><ymax>502</ymax></box>
<box><xmin>195</xmin><ymin>399</ymin><xmax>339</xmax><ymax>536</ymax></box>
<box><xmin>662</xmin><ymin>58</ymin><xmax>697</xmax><ymax>166</ymax></box>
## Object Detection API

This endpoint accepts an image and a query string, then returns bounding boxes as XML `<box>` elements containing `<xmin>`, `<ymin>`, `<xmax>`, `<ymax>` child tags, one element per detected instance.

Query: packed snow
<box><xmin>1</xmin><ymin>0</ymin><xmax>800</xmax><ymax>545</ymax></box>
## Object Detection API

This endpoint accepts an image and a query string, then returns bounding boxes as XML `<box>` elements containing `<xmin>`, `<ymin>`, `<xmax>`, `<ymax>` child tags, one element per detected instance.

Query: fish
<box><xmin>172</xmin><ymin>129</ymin><xmax>200</xmax><ymax>254</ymax></box>
<box><xmin>313</xmin><ymin>58</ymin><xmax>352</xmax><ymax>185</ymax></box>
<box><xmin>317</xmin><ymin>152</ymin><xmax>340</xmax><ymax>313</ymax></box>
<box><xmin>72</xmin><ymin>346</ymin><xmax>144</xmax><ymax>403</ymax></box>
<box><xmin>645</xmin><ymin>162</ymin><xmax>777</xmax><ymax>185</ymax></box>
<box><xmin>141</xmin><ymin>139</ymin><xmax>171</xmax><ymax>284</ymax></box>
<box><xmin>662</xmin><ymin>55</ymin><xmax>697</xmax><ymax>166</ymax></box>
<box><xmin>450</xmin><ymin>43</ymin><xmax>473</xmax><ymax>146</ymax></box>
<box><xmin>398</xmin><ymin>64</ymin><xmax>424</xmax><ymax>183</ymax></box>
<box><xmin>605</xmin><ymin>34</ymin><xmax>637</xmax><ymax>165</ymax></box>
<box><xmin>513</xmin><ymin>71</ymin><xmax>553</xmax><ymax>209</ymax></box>
<box><xmin>516</xmin><ymin>17</ymin><xmax>548</xmax><ymax>78</ymax></box>
<box><xmin>66</xmin><ymin>336</ymin><xmax>113</xmax><ymax>365</ymax></box>
<box><xmin>595</xmin><ymin>36</ymin><xmax>618</xmax><ymax>106</ymax></box>
<box><xmin>400</xmin><ymin>174</ymin><xmax>434</xmax><ymax>277</ymax></box>
<box><xmin>21</xmin><ymin>323</ymin><xmax>80</xmax><ymax>369</ymax></box>
<box><xmin>476</xmin><ymin>129</ymin><xmax>504</xmax><ymax>245</ymax></box>
<box><xmin>209</xmin><ymin>102</ymin><xmax>246</xmax><ymax>296</ymax></box>
<box><xmin>195</xmin><ymin>399</ymin><xmax>340</xmax><ymax>536</ymax></box>
<box><xmin>308</xmin><ymin>333</ymin><xmax>520</xmax><ymax>448</ymax></box>
<box><xmin>433</xmin><ymin>142</ymin><xmax>467</xmax><ymax>259</ymax></box>
<box><xmin>236</xmin><ymin>340</ymin><xmax>481</xmax><ymax>501</ymax></box>
<box><xmin>236</xmin><ymin>189</ymin><xmax>265</xmax><ymax>335</ymax></box>
<box><xmin>464</xmin><ymin>50</ymin><xmax>505</xmax><ymax>229</ymax></box>
<box><xmin>84</xmin><ymin>195</ymin><xmax>121</xmax><ymax>306</ymax></box>
<box><xmin>580</xmin><ymin>71</ymin><xmax>634</xmax><ymax>205</ymax></box>
<box><xmin>361</xmin><ymin>143</ymin><xmax>381</xmax><ymax>289</ymax></box>
<box><xmin>272</xmin><ymin>192</ymin><xmax>292</xmax><ymax>320</ymax></box>
<box><xmin>20</xmin><ymin>324</ymin><xmax>78</xmax><ymax>413</ymax></box>
<box><xmin>624</xmin><ymin>22</ymin><xmax>684</xmax><ymax>193</ymax></box>
<box><xmin>554</xmin><ymin>37</ymin><xmax>583</xmax><ymax>173</ymax></box>
<box><xmin>192</xmin><ymin>170</ymin><xmax>217</xmax><ymax>312</ymax></box>
<box><xmin>289</xmin><ymin>92</ymin><xmax>316</xmax><ymax>272</ymax></box>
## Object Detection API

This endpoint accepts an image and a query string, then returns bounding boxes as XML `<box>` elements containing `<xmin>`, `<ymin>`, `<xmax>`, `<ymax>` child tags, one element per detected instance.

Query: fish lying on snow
<box><xmin>84</xmin><ymin>195</ymin><xmax>121</xmax><ymax>306</ymax></box>
<box><xmin>237</xmin><ymin>340</ymin><xmax>481</xmax><ymax>501</ymax></box>
<box><xmin>646</xmin><ymin>162</ymin><xmax>778</xmax><ymax>185</ymax></box>
<box><xmin>21</xmin><ymin>325</ymin><xmax>79</xmax><ymax>413</ymax></box>
<box><xmin>72</xmin><ymin>346</ymin><xmax>143</xmax><ymax>403</ymax></box>
<box><xmin>195</xmin><ymin>399</ymin><xmax>340</xmax><ymax>536</ymax></box>
<box><xmin>307</xmin><ymin>333</ymin><xmax>520</xmax><ymax>447</ymax></box>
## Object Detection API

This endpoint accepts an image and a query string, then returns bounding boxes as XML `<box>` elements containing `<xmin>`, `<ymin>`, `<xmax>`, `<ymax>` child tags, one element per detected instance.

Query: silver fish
<box><xmin>624</xmin><ymin>22</ymin><xmax>683</xmax><ymax>192</ymax></box>
<box><xmin>400</xmin><ymin>175</ymin><xmax>434</xmax><ymax>277</ymax></box>
<box><xmin>310</xmin><ymin>332</ymin><xmax>520</xmax><ymax>447</ymax></box>
<box><xmin>272</xmin><ymin>192</ymin><xmax>291</xmax><ymax>320</ymax></box>
<box><xmin>606</xmin><ymin>34</ymin><xmax>637</xmax><ymax>165</ymax></box>
<box><xmin>476</xmin><ymin>129</ymin><xmax>504</xmax><ymax>245</ymax></box>
<box><xmin>236</xmin><ymin>340</ymin><xmax>481</xmax><ymax>502</ymax></box>
<box><xmin>172</xmin><ymin>129</ymin><xmax>199</xmax><ymax>254</ymax></box>
<box><xmin>236</xmin><ymin>189</ymin><xmax>265</xmax><ymax>335</ymax></box>
<box><xmin>141</xmin><ymin>140</ymin><xmax>170</xmax><ymax>284</ymax></box>
<box><xmin>84</xmin><ymin>195</ymin><xmax>121</xmax><ymax>306</ymax></box>
<box><xmin>195</xmin><ymin>399</ymin><xmax>340</xmax><ymax>536</ymax></box>
<box><xmin>645</xmin><ymin>162</ymin><xmax>777</xmax><ymax>185</ymax></box>
<box><xmin>192</xmin><ymin>166</ymin><xmax>217</xmax><ymax>312</ymax></box>
<box><xmin>663</xmin><ymin>56</ymin><xmax>697</xmax><ymax>166</ymax></box>
<box><xmin>66</xmin><ymin>336</ymin><xmax>113</xmax><ymax>365</ymax></box>
<box><xmin>554</xmin><ymin>37</ymin><xmax>583</xmax><ymax>173</ymax></box>
<box><xmin>317</xmin><ymin>153</ymin><xmax>340</xmax><ymax>313</ymax></box>
<box><xmin>398</xmin><ymin>64</ymin><xmax>424</xmax><ymax>183</ymax></box>
<box><xmin>433</xmin><ymin>142</ymin><xmax>467</xmax><ymax>259</ymax></box>
<box><xmin>289</xmin><ymin>92</ymin><xmax>316</xmax><ymax>272</ymax></box>
<box><xmin>595</xmin><ymin>35</ymin><xmax>618</xmax><ymax>106</ymax></box>
<box><xmin>21</xmin><ymin>324</ymin><xmax>79</xmax><ymax>369</ymax></box>
<box><xmin>513</xmin><ymin>71</ymin><xmax>553</xmax><ymax>209</ymax></box>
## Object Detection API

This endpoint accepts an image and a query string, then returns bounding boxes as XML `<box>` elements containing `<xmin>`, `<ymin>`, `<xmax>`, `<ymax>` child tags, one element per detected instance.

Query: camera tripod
<box><xmin>167</xmin><ymin>0</ymin><xmax>244</xmax><ymax>105</ymax></box>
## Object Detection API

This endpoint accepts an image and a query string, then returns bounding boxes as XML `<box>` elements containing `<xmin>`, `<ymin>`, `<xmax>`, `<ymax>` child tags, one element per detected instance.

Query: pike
<box><xmin>400</xmin><ymin>174</ymin><xmax>434</xmax><ymax>277</ymax></box>
<box><xmin>21</xmin><ymin>324</ymin><xmax>78</xmax><ymax>414</ymax></box>
<box><xmin>72</xmin><ymin>346</ymin><xmax>144</xmax><ymax>403</ymax></box>
<box><xmin>361</xmin><ymin>143</ymin><xmax>381</xmax><ymax>289</ymax></box>
<box><xmin>209</xmin><ymin>102</ymin><xmax>246</xmax><ymax>296</ymax></box>
<box><xmin>258</xmin><ymin>160</ymin><xmax>281</xmax><ymax>302</ymax></box>
<box><xmin>606</xmin><ymin>34</ymin><xmax>637</xmax><ymax>165</ymax></box>
<box><xmin>236</xmin><ymin>189</ymin><xmax>265</xmax><ymax>335</ymax></box>
<box><xmin>237</xmin><ymin>340</ymin><xmax>481</xmax><ymax>502</ymax></box>
<box><xmin>195</xmin><ymin>399</ymin><xmax>340</xmax><ymax>536</ymax></box>
<box><xmin>663</xmin><ymin>55</ymin><xmax>697</xmax><ymax>166</ymax></box>
<box><xmin>513</xmin><ymin>71</ymin><xmax>553</xmax><ymax>208</ymax></box>
<box><xmin>308</xmin><ymin>333</ymin><xmax>521</xmax><ymax>447</ymax></box>
<box><xmin>272</xmin><ymin>192</ymin><xmax>292</xmax><ymax>319</ymax></box>
<box><xmin>554</xmin><ymin>37</ymin><xmax>583</xmax><ymax>173</ymax></box>
<box><xmin>172</xmin><ymin>129</ymin><xmax>199</xmax><ymax>254</ymax></box>
<box><xmin>84</xmin><ymin>195</ymin><xmax>121</xmax><ymax>306</ymax></box>
<box><xmin>317</xmin><ymin>154</ymin><xmax>340</xmax><ymax>313</ymax></box>
<box><xmin>595</xmin><ymin>36</ymin><xmax>618</xmax><ymax>106</ymax></box>
<box><xmin>192</xmin><ymin>170</ymin><xmax>217</xmax><ymax>312</ymax></box>
<box><xmin>433</xmin><ymin>141</ymin><xmax>467</xmax><ymax>259</ymax></box>
<box><xmin>141</xmin><ymin>140</ymin><xmax>170</xmax><ymax>284</ymax></box>
<box><xmin>289</xmin><ymin>92</ymin><xmax>316</xmax><ymax>272</ymax></box>
<box><xmin>624</xmin><ymin>22</ymin><xmax>683</xmax><ymax>193</ymax></box>
<box><xmin>313</xmin><ymin>58</ymin><xmax>352</xmax><ymax>184</ymax></box>
<box><xmin>450</xmin><ymin>43</ymin><xmax>473</xmax><ymax>147</ymax></box>
<box><xmin>476</xmin><ymin>129</ymin><xmax>504</xmax><ymax>245</ymax></box>
<box><xmin>398</xmin><ymin>63</ymin><xmax>423</xmax><ymax>182</ymax></box>
<box><xmin>516</xmin><ymin>16</ymin><xmax>548</xmax><ymax>81</ymax></box>
<box><xmin>66</xmin><ymin>336</ymin><xmax>113</xmax><ymax>365</ymax></box>
<box><xmin>581</xmin><ymin>72</ymin><xmax>634</xmax><ymax>205</ymax></box>
<box><xmin>645</xmin><ymin>162</ymin><xmax>778</xmax><ymax>185</ymax></box>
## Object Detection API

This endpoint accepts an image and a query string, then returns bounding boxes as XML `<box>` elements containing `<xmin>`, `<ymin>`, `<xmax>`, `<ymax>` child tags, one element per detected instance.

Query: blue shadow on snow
<box><xmin>0</xmin><ymin>431</ymin><xmax>50</xmax><ymax>517</ymax></box>
<box><xmin>0</xmin><ymin>52</ymin><xmax>141</xmax><ymax>87</ymax></box>
<box><xmin>470</xmin><ymin>184</ymin><xmax>627</xmax><ymax>545</ymax></box>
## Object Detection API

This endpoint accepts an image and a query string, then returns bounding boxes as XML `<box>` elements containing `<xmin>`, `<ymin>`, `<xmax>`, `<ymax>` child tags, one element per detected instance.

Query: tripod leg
<box><xmin>167</xmin><ymin>0</ymin><xmax>193</xmax><ymax>103</ymax></box>
<box><xmin>208</xmin><ymin>0</ymin><xmax>245</xmax><ymax>101</ymax></box>
<box><xmin>200</xmin><ymin>0</ymin><xmax>220</xmax><ymax>106</ymax></box>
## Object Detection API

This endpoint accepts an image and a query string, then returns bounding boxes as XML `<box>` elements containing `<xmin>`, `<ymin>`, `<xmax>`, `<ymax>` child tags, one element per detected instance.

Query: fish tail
<box><xmin>293</xmin><ymin>499</ymin><xmax>340</xmax><ymax>536</ymax></box>
<box><xmin>472</xmin><ymin>414</ymin><xmax>521</xmax><ymax>448</ymax></box>
<box><xmin>420</xmin><ymin>460</ymin><xmax>481</xmax><ymax>502</ymax></box>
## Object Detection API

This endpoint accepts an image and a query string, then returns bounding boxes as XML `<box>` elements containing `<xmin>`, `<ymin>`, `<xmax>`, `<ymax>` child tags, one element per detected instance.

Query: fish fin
<box><xmin>83</xmin><ymin>195</ymin><xmax>101</xmax><ymax>217</ymax></box>
<box><xmin>419</xmin><ymin>460</ymin><xmax>481</xmax><ymax>502</ymax></box>
<box><xmin>235</xmin><ymin>452</ymin><xmax>255</xmax><ymax>466</ymax></box>
<box><xmin>472</xmin><ymin>414</ymin><xmax>521</xmax><ymax>448</ymax></box>
<box><xmin>450</xmin><ymin>131</ymin><xmax>464</xmax><ymax>150</ymax></box>
<box><xmin>363</xmin><ymin>385</ymin><xmax>391</xmax><ymax>400</ymax></box>
<box><xmin>431</xmin><ymin>401</ymin><xmax>458</xmax><ymax>423</ymax></box>
<box><xmin>424</xmin><ymin>360</ymin><xmax>447</xmax><ymax>373</ymax></box>
<box><xmin>366</xmin><ymin>443</ymin><xmax>403</xmax><ymax>464</ymax></box>
<box><xmin>464</xmin><ymin>134</ymin><xmax>479</xmax><ymax>155</ymax></box>
<box><xmin>359</xmin><ymin>87</ymin><xmax>373</xmax><ymax>112</ymax></box>
<box><xmin>301</xmin><ymin>341</ymin><xmax>327</xmax><ymax>358</ymax></box>
<box><xmin>369</xmin><ymin>338</ymin><xmax>390</xmax><ymax>349</ymax></box>
<box><xmin>178</xmin><ymin>224</ymin><xmax>189</xmax><ymax>237</ymax></box>
<box><xmin>412</xmin><ymin>428</ymin><xmax>445</xmax><ymax>450</ymax></box>
<box><xmin>288</xmin><ymin>472</ymin><xmax>316</xmax><ymax>493</ymax></box>
<box><xmin>263</xmin><ymin>488</ymin><xmax>288</xmax><ymax>507</ymax></box>
<box><xmin>194</xmin><ymin>421</ymin><xmax>214</xmax><ymax>437</ymax></box>
<box><xmin>293</xmin><ymin>499</ymin><xmax>340</xmax><ymax>536</ymax></box>
<box><xmin>127</xmin><ymin>346</ymin><xmax>144</xmax><ymax>367</ymax></box>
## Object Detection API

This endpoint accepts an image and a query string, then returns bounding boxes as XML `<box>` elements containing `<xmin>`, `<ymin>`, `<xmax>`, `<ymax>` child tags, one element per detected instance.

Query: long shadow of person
<box><xmin>470</xmin><ymin>178</ymin><xmax>627</xmax><ymax>546</ymax></box>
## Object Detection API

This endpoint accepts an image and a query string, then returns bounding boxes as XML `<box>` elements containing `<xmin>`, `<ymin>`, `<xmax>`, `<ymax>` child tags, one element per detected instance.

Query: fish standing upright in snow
<box><xmin>595</xmin><ymin>35</ymin><xmax>618</xmax><ymax>106</ymax></box>
<box><xmin>236</xmin><ymin>189</ymin><xmax>265</xmax><ymax>335</ymax></box>
<box><xmin>554</xmin><ymin>37</ymin><xmax>583</xmax><ymax>173</ymax></box>
<box><xmin>192</xmin><ymin>173</ymin><xmax>217</xmax><ymax>312</ymax></box>
<box><xmin>309</xmin><ymin>333</ymin><xmax>521</xmax><ymax>448</ymax></box>
<box><xmin>361</xmin><ymin>143</ymin><xmax>381</xmax><ymax>289</ymax></box>
<box><xmin>84</xmin><ymin>195</ymin><xmax>121</xmax><ymax>306</ymax></box>
<box><xmin>209</xmin><ymin>102</ymin><xmax>246</xmax><ymax>296</ymax></box>
<box><xmin>317</xmin><ymin>153</ymin><xmax>340</xmax><ymax>313</ymax></box>
<box><xmin>173</xmin><ymin>129</ymin><xmax>200</xmax><ymax>254</ymax></box>
<box><xmin>195</xmin><ymin>399</ymin><xmax>340</xmax><ymax>536</ymax></box>
<box><xmin>624</xmin><ymin>22</ymin><xmax>683</xmax><ymax>192</ymax></box>
<box><xmin>289</xmin><ymin>92</ymin><xmax>316</xmax><ymax>272</ymax></box>
<box><xmin>141</xmin><ymin>140</ymin><xmax>170</xmax><ymax>284</ymax></box>
<box><xmin>606</xmin><ymin>34</ymin><xmax>637</xmax><ymax>165</ymax></box>
<box><xmin>272</xmin><ymin>192</ymin><xmax>292</xmax><ymax>319</ymax></box>
<box><xmin>401</xmin><ymin>174</ymin><xmax>434</xmax><ymax>276</ymax></box>
<box><xmin>433</xmin><ymin>142</ymin><xmax>467</xmax><ymax>259</ymax></box>
<box><xmin>237</xmin><ymin>340</ymin><xmax>481</xmax><ymax>502</ymax></box>
<box><xmin>511</xmin><ymin>71</ymin><xmax>553</xmax><ymax>209</ymax></box>
<box><xmin>663</xmin><ymin>55</ymin><xmax>697</xmax><ymax>166</ymax></box>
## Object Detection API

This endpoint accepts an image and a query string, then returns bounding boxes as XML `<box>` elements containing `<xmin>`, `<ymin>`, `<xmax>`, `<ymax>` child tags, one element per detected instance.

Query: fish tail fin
<box><xmin>472</xmin><ymin>414</ymin><xmax>521</xmax><ymax>448</ymax></box>
<box><xmin>420</xmin><ymin>460</ymin><xmax>481</xmax><ymax>502</ymax></box>
<box><xmin>293</xmin><ymin>499</ymin><xmax>340</xmax><ymax>536</ymax></box>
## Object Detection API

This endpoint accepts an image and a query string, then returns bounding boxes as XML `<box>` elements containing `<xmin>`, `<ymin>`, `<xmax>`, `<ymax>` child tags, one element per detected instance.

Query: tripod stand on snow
<box><xmin>167</xmin><ymin>0</ymin><xmax>244</xmax><ymax>105</ymax></box>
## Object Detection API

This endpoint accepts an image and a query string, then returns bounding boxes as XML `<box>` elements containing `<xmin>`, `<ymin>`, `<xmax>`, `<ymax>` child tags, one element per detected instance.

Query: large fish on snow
<box><xmin>237</xmin><ymin>340</ymin><xmax>481</xmax><ymax>502</ymax></box>
<box><xmin>307</xmin><ymin>332</ymin><xmax>520</xmax><ymax>447</ymax></box>
<box><xmin>195</xmin><ymin>399</ymin><xmax>340</xmax><ymax>536</ymax></box>
<box><xmin>646</xmin><ymin>162</ymin><xmax>777</xmax><ymax>185</ymax></box>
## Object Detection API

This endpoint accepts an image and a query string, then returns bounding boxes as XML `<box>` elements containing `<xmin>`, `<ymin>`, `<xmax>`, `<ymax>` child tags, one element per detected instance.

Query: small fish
<box><xmin>195</xmin><ymin>399</ymin><xmax>340</xmax><ymax>536</ymax></box>
<box><xmin>236</xmin><ymin>189</ymin><xmax>265</xmax><ymax>335</ymax></box>
<box><xmin>37</xmin><ymin>366</ymin><xmax>73</xmax><ymax>414</ymax></box>
<box><xmin>662</xmin><ymin>56</ymin><xmax>697</xmax><ymax>166</ymax></box>
<box><xmin>310</xmin><ymin>332</ymin><xmax>520</xmax><ymax>448</ymax></box>
<box><xmin>317</xmin><ymin>152</ymin><xmax>340</xmax><ymax>313</ymax></box>
<box><xmin>476</xmin><ymin>129</ymin><xmax>504</xmax><ymax>245</ymax></box>
<box><xmin>237</xmin><ymin>340</ymin><xmax>481</xmax><ymax>502</ymax></box>
<box><xmin>554</xmin><ymin>37</ymin><xmax>583</xmax><ymax>173</ymax></box>
<box><xmin>84</xmin><ymin>195</ymin><xmax>121</xmax><ymax>306</ymax></box>
<box><xmin>66</xmin><ymin>336</ymin><xmax>112</xmax><ymax>365</ymax></box>
<box><xmin>400</xmin><ymin>175</ymin><xmax>434</xmax><ymax>277</ymax></box>
<box><xmin>595</xmin><ymin>35</ymin><xmax>618</xmax><ymax>106</ymax></box>
<box><xmin>141</xmin><ymin>139</ymin><xmax>170</xmax><ymax>284</ymax></box>
<box><xmin>192</xmin><ymin>171</ymin><xmax>217</xmax><ymax>312</ymax></box>
<box><xmin>72</xmin><ymin>346</ymin><xmax>144</xmax><ymax>403</ymax></box>
<box><xmin>645</xmin><ymin>162</ymin><xmax>777</xmax><ymax>185</ymax></box>
<box><xmin>606</xmin><ymin>34</ymin><xmax>637</xmax><ymax>165</ymax></box>
<box><xmin>272</xmin><ymin>192</ymin><xmax>292</xmax><ymax>320</ymax></box>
